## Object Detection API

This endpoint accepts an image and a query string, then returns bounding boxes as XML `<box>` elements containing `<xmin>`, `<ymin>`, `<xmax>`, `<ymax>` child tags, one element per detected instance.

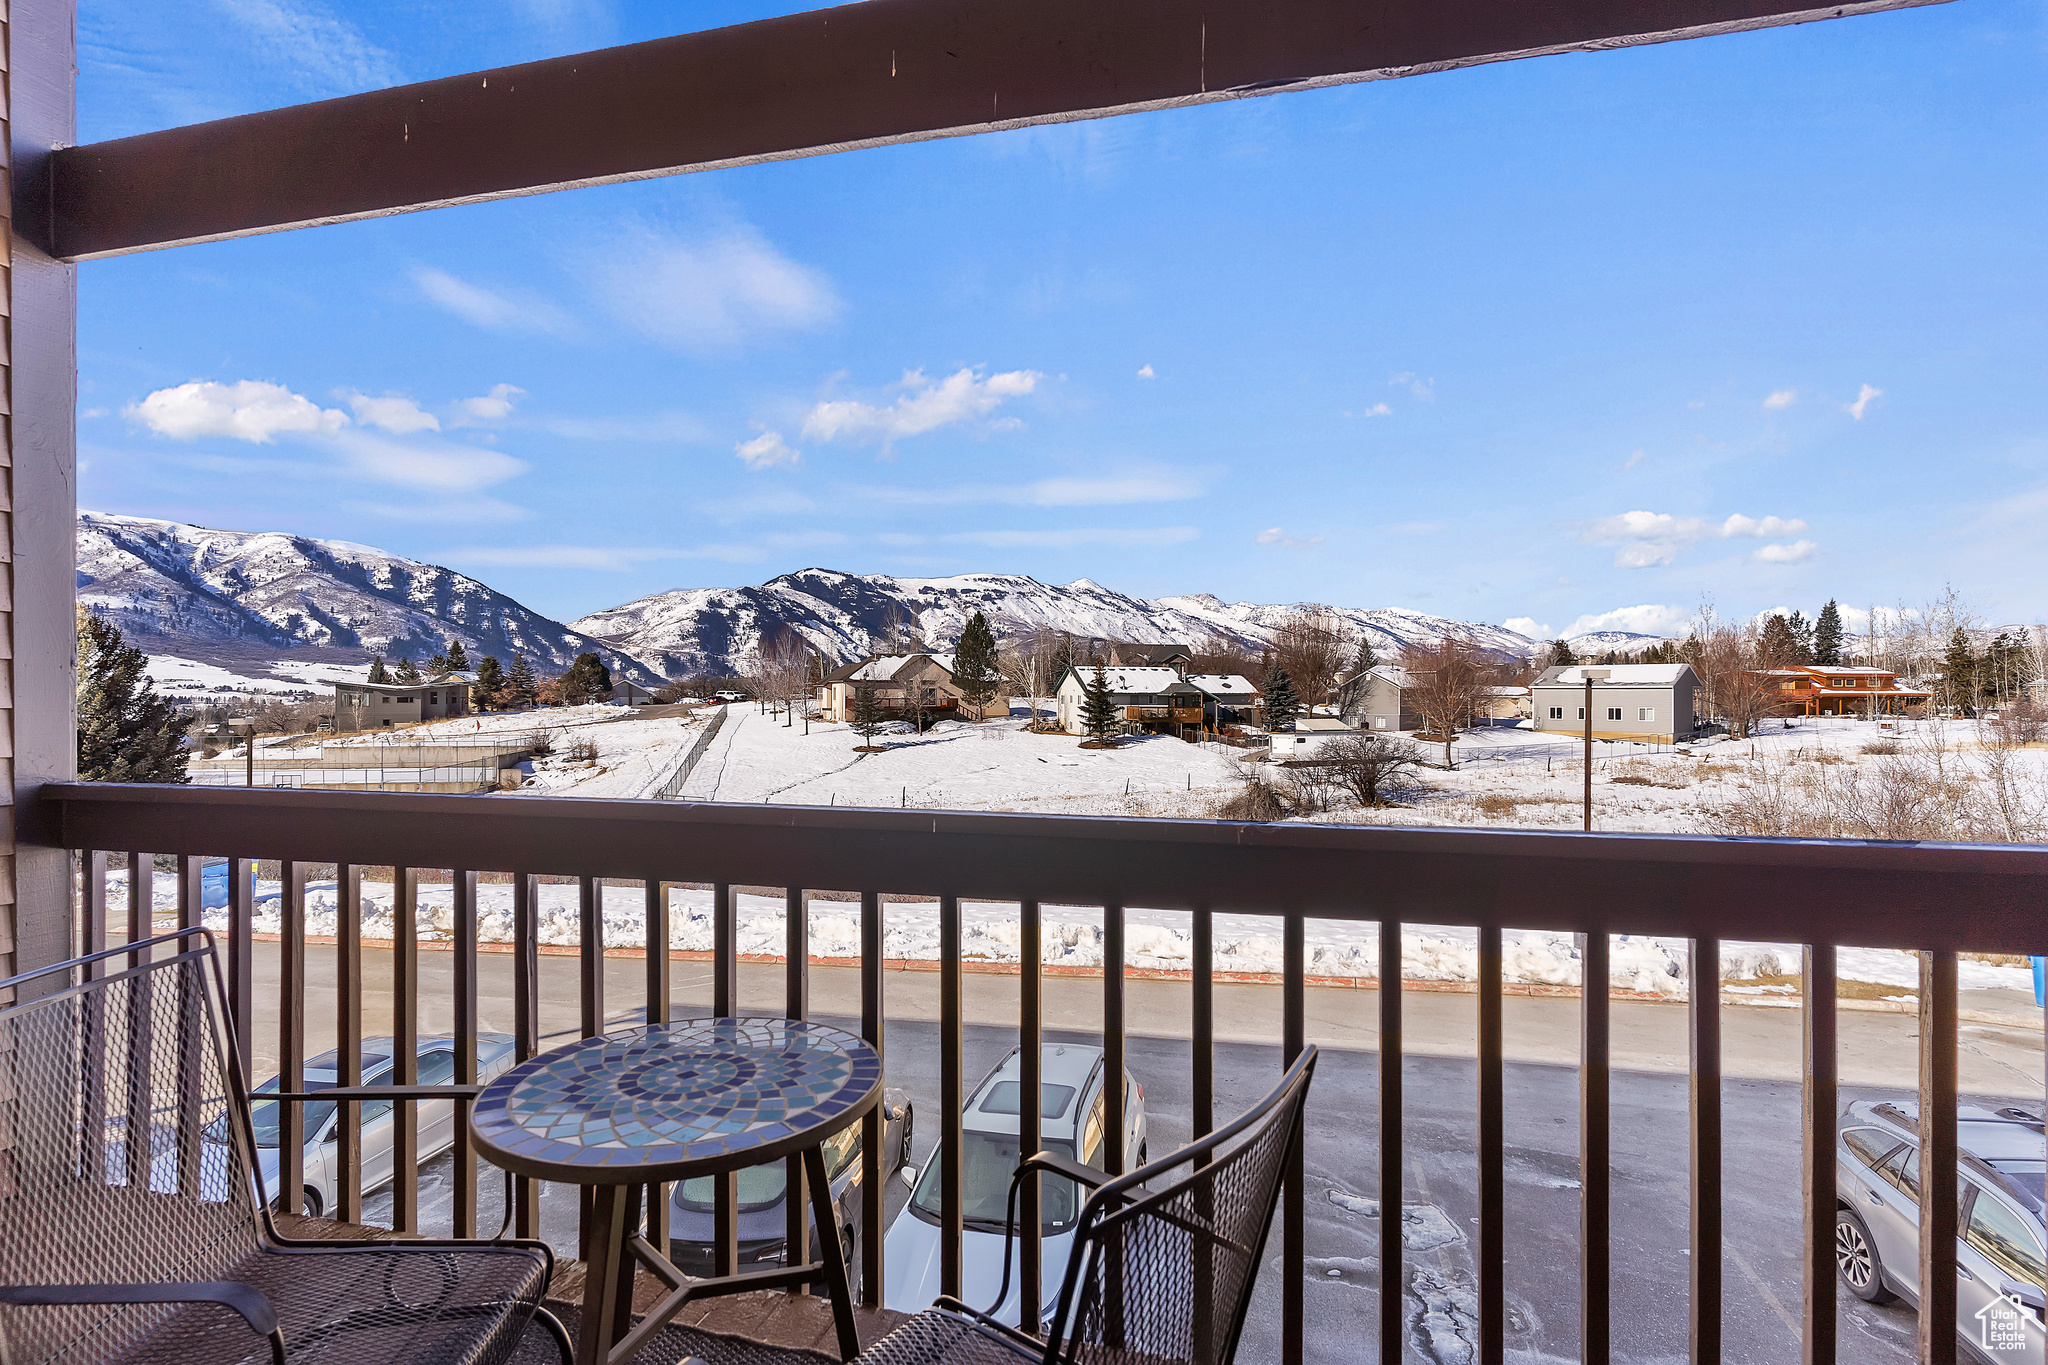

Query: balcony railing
<box><xmin>46</xmin><ymin>780</ymin><xmax>2048</xmax><ymax>1363</ymax></box>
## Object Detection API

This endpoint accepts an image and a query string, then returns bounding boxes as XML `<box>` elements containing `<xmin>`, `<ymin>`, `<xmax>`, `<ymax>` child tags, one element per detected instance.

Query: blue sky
<box><xmin>79</xmin><ymin>0</ymin><xmax>2048</xmax><ymax>637</ymax></box>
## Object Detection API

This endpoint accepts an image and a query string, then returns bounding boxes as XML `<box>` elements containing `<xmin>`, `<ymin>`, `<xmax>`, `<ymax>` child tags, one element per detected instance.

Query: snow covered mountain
<box><xmin>1566</xmin><ymin>629</ymin><xmax>1669</xmax><ymax>656</ymax></box>
<box><xmin>571</xmin><ymin>568</ymin><xmax>1546</xmax><ymax>676</ymax></box>
<box><xmin>78</xmin><ymin>512</ymin><xmax>658</xmax><ymax>683</ymax></box>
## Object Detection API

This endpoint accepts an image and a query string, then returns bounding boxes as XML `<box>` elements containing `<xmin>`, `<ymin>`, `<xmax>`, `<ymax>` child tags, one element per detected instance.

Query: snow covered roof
<box><xmin>1340</xmin><ymin>664</ymin><xmax>1416</xmax><ymax>689</ymax></box>
<box><xmin>1184</xmin><ymin>673</ymin><xmax>1259</xmax><ymax>697</ymax></box>
<box><xmin>824</xmin><ymin>653</ymin><xmax>957</xmax><ymax>684</ymax></box>
<box><xmin>1060</xmin><ymin>665</ymin><xmax>1198</xmax><ymax>694</ymax></box>
<box><xmin>1537</xmin><ymin>664</ymin><xmax>1694</xmax><ymax>687</ymax></box>
<box><xmin>1294</xmin><ymin>716</ymin><xmax>1354</xmax><ymax>732</ymax></box>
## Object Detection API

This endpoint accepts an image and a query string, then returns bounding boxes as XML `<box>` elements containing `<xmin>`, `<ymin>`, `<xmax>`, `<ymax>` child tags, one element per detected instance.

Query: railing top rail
<box><xmin>45</xmin><ymin>782</ymin><xmax>2048</xmax><ymax>952</ymax></box>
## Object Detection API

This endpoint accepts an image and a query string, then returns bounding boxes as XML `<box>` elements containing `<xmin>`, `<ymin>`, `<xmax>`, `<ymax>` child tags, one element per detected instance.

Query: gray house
<box><xmin>1529</xmin><ymin>664</ymin><xmax>1701</xmax><ymax>744</ymax></box>
<box><xmin>1336</xmin><ymin>665</ymin><xmax>1422</xmax><ymax>732</ymax></box>
<box><xmin>333</xmin><ymin>673</ymin><xmax>473</xmax><ymax>731</ymax></box>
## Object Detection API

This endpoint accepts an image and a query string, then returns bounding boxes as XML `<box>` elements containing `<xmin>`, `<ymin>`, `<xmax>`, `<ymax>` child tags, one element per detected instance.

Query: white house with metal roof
<box><xmin>1052</xmin><ymin>665</ymin><xmax>1204</xmax><ymax>736</ymax></box>
<box><xmin>1183</xmin><ymin>673</ymin><xmax>1262</xmax><ymax>731</ymax></box>
<box><xmin>1530</xmin><ymin>663</ymin><xmax>1702</xmax><ymax>744</ymax></box>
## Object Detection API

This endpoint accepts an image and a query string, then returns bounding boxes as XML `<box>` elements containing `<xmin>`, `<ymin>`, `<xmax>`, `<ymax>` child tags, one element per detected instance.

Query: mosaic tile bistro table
<box><xmin>470</xmin><ymin>1017</ymin><xmax>883</xmax><ymax>1365</ymax></box>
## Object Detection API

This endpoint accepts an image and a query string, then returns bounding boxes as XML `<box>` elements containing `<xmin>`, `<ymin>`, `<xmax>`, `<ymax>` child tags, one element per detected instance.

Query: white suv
<box><xmin>882</xmin><ymin>1043</ymin><xmax>1146</xmax><ymax>1329</ymax></box>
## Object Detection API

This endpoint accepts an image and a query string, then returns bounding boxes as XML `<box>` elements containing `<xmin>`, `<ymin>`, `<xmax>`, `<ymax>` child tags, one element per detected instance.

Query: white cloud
<box><xmin>347</xmin><ymin>496</ymin><xmax>532</xmax><ymax>523</ymax></box>
<box><xmin>1623</xmin><ymin>450</ymin><xmax>1644</xmax><ymax>470</ymax></box>
<box><xmin>330</xmin><ymin>429</ymin><xmax>524</xmax><ymax>493</ymax></box>
<box><xmin>129</xmin><ymin>380</ymin><xmax>347</xmax><ymax>443</ymax></box>
<box><xmin>413</xmin><ymin>268</ymin><xmax>576</xmax><ymax>335</ymax></box>
<box><xmin>846</xmin><ymin>469</ymin><xmax>1197</xmax><ymax>508</ymax></box>
<box><xmin>1344</xmin><ymin>403</ymin><xmax>1392</xmax><ymax>419</ymax></box>
<box><xmin>1846</xmin><ymin>383</ymin><xmax>1883</xmax><ymax>420</ymax></box>
<box><xmin>217</xmin><ymin>0</ymin><xmax>401</xmax><ymax>96</ymax></box>
<box><xmin>941</xmin><ymin>527</ymin><xmax>1200</xmax><ymax>549</ymax></box>
<box><xmin>1503</xmin><ymin>617</ymin><xmax>1554</xmax><ymax>640</ymax></box>
<box><xmin>736</xmin><ymin>430</ymin><xmax>800</xmax><ymax>470</ymax></box>
<box><xmin>1137</xmin><ymin>364</ymin><xmax>1155</xmax><ymax>379</ymax></box>
<box><xmin>344</xmin><ymin>391</ymin><xmax>440</xmax><ymax>435</ymax></box>
<box><xmin>447</xmin><ymin>544</ymin><xmax>757</xmax><ymax>571</ymax></box>
<box><xmin>450</xmin><ymin>384</ymin><xmax>525</xmax><ymax>425</ymax></box>
<box><xmin>1389</xmin><ymin>371</ymin><xmax>1435</xmax><ymax>401</ymax></box>
<box><xmin>588</xmin><ymin>224</ymin><xmax>838</xmax><ymax>354</ymax></box>
<box><xmin>1256</xmin><ymin>527</ymin><xmax>1324</xmax><ymax>549</ymax></box>
<box><xmin>1584</xmin><ymin>509</ymin><xmax>1810</xmax><ymax>568</ymax></box>
<box><xmin>1563</xmin><ymin>604</ymin><xmax>1692</xmax><ymax>639</ymax></box>
<box><xmin>1763</xmin><ymin>388</ymin><xmax>1797</xmax><ymax>410</ymax></box>
<box><xmin>541</xmin><ymin>412</ymin><xmax>713</xmax><ymax>443</ymax></box>
<box><xmin>1753</xmin><ymin>539</ymin><xmax>1818</xmax><ymax>564</ymax></box>
<box><xmin>802</xmin><ymin>368</ymin><xmax>1043</xmax><ymax>449</ymax></box>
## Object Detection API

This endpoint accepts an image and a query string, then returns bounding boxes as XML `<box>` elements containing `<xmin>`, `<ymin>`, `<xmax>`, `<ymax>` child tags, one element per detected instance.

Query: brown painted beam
<box><xmin>41</xmin><ymin>0</ymin><xmax>1946</xmax><ymax>260</ymax></box>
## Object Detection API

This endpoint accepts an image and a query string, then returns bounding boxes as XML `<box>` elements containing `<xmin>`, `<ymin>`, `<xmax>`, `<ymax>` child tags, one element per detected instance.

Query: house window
<box><xmin>1638</xmin><ymin>707</ymin><xmax>1655</xmax><ymax>722</ymax></box>
<box><xmin>1577</xmin><ymin>707</ymin><xmax>1585</xmax><ymax>720</ymax></box>
<box><xmin>1549</xmin><ymin>707</ymin><xmax>1564</xmax><ymax>720</ymax></box>
<box><xmin>1781</xmin><ymin>681</ymin><xmax>1797</xmax><ymax>692</ymax></box>
<box><xmin>429</xmin><ymin>691</ymin><xmax>439</xmax><ymax>704</ymax></box>
<box><xmin>1606</xmin><ymin>707</ymin><xmax>1623</xmax><ymax>721</ymax></box>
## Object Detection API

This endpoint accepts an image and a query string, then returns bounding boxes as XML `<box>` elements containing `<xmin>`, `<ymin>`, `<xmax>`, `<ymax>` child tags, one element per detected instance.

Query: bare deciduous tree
<box><xmin>1319</xmin><ymin>730</ymin><xmax>1423</xmax><ymax>806</ymax></box>
<box><xmin>1271</xmin><ymin>606</ymin><xmax>1354</xmax><ymax>709</ymax></box>
<box><xmin>1400</xmin><ymin>638</ymin><xmax>1491</xmax><ymax>768</ymax></box>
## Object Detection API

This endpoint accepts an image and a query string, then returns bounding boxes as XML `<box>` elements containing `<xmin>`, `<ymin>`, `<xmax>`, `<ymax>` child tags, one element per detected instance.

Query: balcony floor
<box><xmin>277</xmin><ymin>1214</ymin><xmax>911</xmax><ymax>1365</ymax></box>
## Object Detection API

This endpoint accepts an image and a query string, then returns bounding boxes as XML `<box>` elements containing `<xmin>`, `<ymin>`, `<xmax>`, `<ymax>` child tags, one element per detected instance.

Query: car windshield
<box><xmin>911</xmin><ymin>1133</ymin><xmax>1084</xmax><ymax>1233</ymax></box>
<box><xmin>246</xmin><ymin>1076</ymin><xmax>340</xmax><ymax>1148</ymax></box>
<box><xmin>678</xmin><ymin>1164</ymin><xmax>788</xmax><ymax>1212</ymax></box>
<box><xmin>1989</xmin><ymin>1162</ymin><xmax>2047</xmax><ymax>1217</ymax></box>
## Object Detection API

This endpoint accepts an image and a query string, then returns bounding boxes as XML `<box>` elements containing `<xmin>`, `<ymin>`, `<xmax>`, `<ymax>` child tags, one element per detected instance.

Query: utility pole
<box><xmin>230</xmin><ymin>718</ymin><xmax>256</xmax><ymax>788</ymax></box>
<box><xmin>1581</xmin><ymin>669</ymin><xmax>1609</xmax><ymax>832</ymax></box>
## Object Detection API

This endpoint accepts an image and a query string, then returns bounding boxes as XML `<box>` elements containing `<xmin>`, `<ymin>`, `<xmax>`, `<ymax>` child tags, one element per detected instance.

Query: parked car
<box><xmin>244</xmin><ymin>1034</ymin><xmax>517</xmax><ymax>1217</ymax></box>
<box><xmin>1837</xmin><ymin>1100</ymin><xmax>2046</xmax><ymax>1362</ymax></box>
<box><xmin>668</xmin><ymin>1089</ymin><xmax>912</xmax><ymax>1285</ymax></box>
<box><xmin>881</xmin><ymin>1044</ymin><xmax>1147</xmax><ymax>1329</ymax></box>
<box><xmin>713</xmin><ymin>691</ymin><xmax>749</xmax><ymax>704</ymax></box>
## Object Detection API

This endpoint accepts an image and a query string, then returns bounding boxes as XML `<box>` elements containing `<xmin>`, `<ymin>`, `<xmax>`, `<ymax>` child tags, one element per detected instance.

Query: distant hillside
<box><xmin>571</xmin><ymin>568</ymin><xmax>1546</xmax><ymax>676</ymax></box>
<box><xmin>78</xmin><ymin>512</ymin><xmax>659</xmax><ymax>683</ymax></box>
<box><xmin>1567</xmin><ymin>629</ymin><xmax>1669</xmax><ymax>656</ymax></box>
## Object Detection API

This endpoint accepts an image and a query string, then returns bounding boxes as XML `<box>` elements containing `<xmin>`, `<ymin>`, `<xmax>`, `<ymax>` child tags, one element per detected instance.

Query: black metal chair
<box><xmin>0</xmin><ymin>928</ymin><xmax>573</xmax><ymax>1365</ymax></box>
<box><xmin>860</xmin><ymin>1045</ymin><xmax>1318</xmax><ymax>1365</ymax></box>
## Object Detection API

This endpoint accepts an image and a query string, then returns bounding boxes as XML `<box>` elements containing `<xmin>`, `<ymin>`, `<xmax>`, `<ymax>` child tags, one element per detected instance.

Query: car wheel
<box><xmin>899</xmin><ymin>1105</ymin><xmax>915</xmax><ymax>1170</ymax></box>
<box><xmin>1137</xmin><ymin>1142</ymin><xmax>1148</xmax><ymax>1168</ymax></box>
<box><xmin>1835</xmin><ymin>1210</ymin><xmax>1893</xmax><ymax>1303</ymax></box>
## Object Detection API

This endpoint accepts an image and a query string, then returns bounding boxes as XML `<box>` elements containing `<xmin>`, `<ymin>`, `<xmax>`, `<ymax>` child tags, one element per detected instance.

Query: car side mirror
<box><xmin>2015</xmin><ymin>1284</ymin><xmax>2047</xmax><ymax>1312</ymax></box>
<box><xmin>899</xmin><ymin>1165</ymin><xmax>919</xmax><ymax>1189</ymax></box>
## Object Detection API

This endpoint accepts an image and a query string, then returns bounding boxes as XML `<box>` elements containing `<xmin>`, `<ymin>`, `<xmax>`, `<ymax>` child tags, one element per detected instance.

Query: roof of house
<box><xmin>1057</xmin><ymin>665</ymin><xmax>1199</xmax><ymax>695</ymax></box>
<box><xmin>338</xmin><ymin>672</ymin><xmax>472</xmax><ymax>695</ymax></box>
<box><xmin>821</xmin><ymin>653</ymin><xmax>957</xmax><ymax>685</ymax></box>
<box><xmin>1110</xmin><ymin>642</ymin><xmax>1193</xmax><ymax>665</ymax></box>
<box><xmin>1293</xmin><ymin>716</ymin><xmax>1355</xmax><ymax>733</ymax></box>
<box><xmin>1184</xmin><ymin>673</ymin><xmax>1260</xmax><ymax>698</ymax></box>
<box><xmin>1339</xmin><ymin>664</ymin><xmax>1416</xmax><ymax>690</ymax></box>
<box><xmin>1535</xmin><ymin>664</ymin><xmax>1694</xmax><ymax>687</ymax></box>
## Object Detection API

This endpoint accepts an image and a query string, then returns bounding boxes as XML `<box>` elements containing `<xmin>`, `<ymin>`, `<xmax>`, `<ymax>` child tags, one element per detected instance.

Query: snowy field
<box><xmin>107</xmin><ymin>868</ymin><xmax>2033</xmax><ymax>1001</ymax></box>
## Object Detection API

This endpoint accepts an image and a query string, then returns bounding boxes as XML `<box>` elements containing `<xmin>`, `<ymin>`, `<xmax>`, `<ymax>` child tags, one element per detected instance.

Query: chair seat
<box><xmin>110</xmin><ymin>1242</ymin><xmax>551</xmax><ymax>1365</ymax></box>
<box><xmin>856</xmin><ymin>1308</ymin><xmax>1041</xmax><ymax>1365</ymax></box>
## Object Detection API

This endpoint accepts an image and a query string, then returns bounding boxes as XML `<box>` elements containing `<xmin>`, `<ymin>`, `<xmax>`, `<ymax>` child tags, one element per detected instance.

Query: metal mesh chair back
<box><xmin>0</xmin><ymin>933</ymin><xmax>262</xmax><ymax>1363</ymax></box>
<box><xmin>1052</xmin><ymin>1047</ymin><xmax>1316</xmax><ymax>1365</ymax></box>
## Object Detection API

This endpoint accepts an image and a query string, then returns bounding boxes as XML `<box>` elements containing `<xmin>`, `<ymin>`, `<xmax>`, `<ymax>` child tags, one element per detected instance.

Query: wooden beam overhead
<box><xmin>40</xmin><ymin>0</ymin><xmax>1946</xmax><ymax>259</ymax></box>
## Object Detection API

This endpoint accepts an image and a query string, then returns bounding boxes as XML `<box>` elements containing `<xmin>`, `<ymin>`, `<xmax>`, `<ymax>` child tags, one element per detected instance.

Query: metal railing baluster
<box><xmin>82</xmin><ymin>851</ymin><xmax>107</xmax><ymax>974</ymax></box>
<box><xmin>1801</xmin><ymin>943</ymin><xmax>1837</xmax><ymax>1365</ymax></box>
<box><xmin>1282</xmin><ymin>912</ymin><xmax>1306</xmax><ymax>1363</ymax></box>
<box><xmin>939</xmin><ymin>893</ymin><xmax>963</xmax><ymax>1302</ymax></box>
<box><xmin>1192</xmin><ymin>904</ymin><xmax>1215</xmax><ymax>1365</ymax></box>
<box><xmin>1581</xmin><ymin>930</ymin><xmax>1612</xmax><ymax>1365</ymax></box>
<box><xmin>393</xmin><ymin>867</ymin><xmax>419</xmax><ymax>1235</ymax></box>
<box><xmin>714</xmin><ymin>880</ymin><xmax>739</xmax><ymax>1278</ymax></box>
<box><xmin>1478</xmin><ymin>924</ymin><xmax>1503</xmax><ymax>1364</ymax></box>
<box><xmin>228</xmin><ymin>857</ymin><xmax>254</xmax><ymax>1083</ymax></box>
<box><xmin>861</xmin><ymin>888</ymin><xmax>884</xmax><ymax>1307</ymax></box>
<box><xmin>1020</xmin><ymin>898</ymin><xmax>1042</xmax><ymax>1327</ymax></box>
<box><xmin>176</xmin><ymin>856</ymin><xmax>202</xmax><ymax>936</ymax></box>
<box><xmin>79</xmin><ymin>850</ymin><xmax>111</xmax><ymax>1183</ymax></box>
<box><xmin>512</xmin><ymin>872</ymin><xmax>540</xmax><ymax>1239</ymax></box>
<box><xmin>1104</xmin><ymin>901</ymin><xmax>1128</xmax><ymax>1349</ymax></box>
<box><xmin>648</xmin><ymin>879</ymin><xmax>671</xmax><ymax>1257</ymax></box>
<box><xmin>338</xmin><ymin>863</ymin><xmax>364</xmax><ymax>1225</ymax></box>
<box><xmin>279</xmin><ymin>862</ymin><xmax>307</xmax><ymax>1218</ymax></box>
<box><xmin>171</xmin><ymin>854</ymin><xmax>205</xmax><ymax>1202</ymax></box>
<box><xmin>579</xmin><ymin>874</ymin><xmax>604</xmax><ymax>1261</ymax></box>
<box><xmin>1380</xmin><ymin>917</ymin><xmax>1404</xmax><ymax>1365</ymax></box>
<box><xmin>785</xmin><ymin>885</ymin><xmax>808</xmax><ymax>1291</ymax></box>
<box><xmin>1690</xmin><ymin>935</ymin><xmax>1721</xmax><ymax>1363</ymax></box>
<box><xmin>453</xmin><ymin>868</ymin><xmax>479</xmax><ymax>1239</ymax></box>
<box><xmin>126</xmin><ymin>851</ymin><xmax>147</xmax><ymax>966</ymax></box>
<box><xmin>1918</xmin><ymin>950</ymin><xmax>1959</xmax><ymax>1365</ymax></box>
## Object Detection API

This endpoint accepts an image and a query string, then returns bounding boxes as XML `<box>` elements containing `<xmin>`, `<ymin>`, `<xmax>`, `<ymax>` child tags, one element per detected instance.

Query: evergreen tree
<box><xmin>445</xmin><ymin>639</ymin><xmax>470</xmax><ymax>673</ymax></box>
<box><xmin>851</xmin><ymin>680</ymin><xmax>886</xmax><ymax>747</ymax></box>
<box><xmin>1786</xmin><ymin>611</ymin><xmax>1815</xmax><ymax>664</ymax></box>
<box><xmin>394</xmin><ymin>655</ymin><xmax>422</xmax><ymax>684</ymax></box>
<box><xmin>1049</xmin><ymin>634</ymin><xmax>1075</xmax><ymax>687</ymax></box>
<box><xmin>1353</xmin><ymin>636</ymin><xmax>1379</xmax><ymax>677</ymax></box>
<box><xmin>1262</xmin><ymin>664</ymin><xmax>1301</xmax><ymax>732</ymax></box>
<box><xmin>77</xmin><ymin>608</ymin><xmax>189</xmax><ymax>784</ymax></box>
<box><xmin>1943</xmin><ymin>627</ymin><xmax>1979</xmax><ymax>711</ymax></box>
<box><xmin>1546</xmin><ymin>640</ymin><xmax>1576</xmax><ymax>667</ymax></box>
<box><xmin>560</xmin><ymin>653</ymin><xmax>613</xmax><ymax>705</ymax></box>
<box><xmin>427</xmin><ymin>649</ymin><xmax>450</xmax><ymax>673</ymax></box>
<box><xmin>473</xmin><ymin>656</ymin><xmax>505</xmax><ymax>709</ymax></box>
<box><xmin>506</xmin><ymin>655</ymin><xmax>538</xmax><ymax>708</ymax></box>
<box><xmin>952</xmin><ymin>611</ymin><xmax>1000</xmax><ymax>717</ymax></box>
<box><xmin>367</xmin><ymin>654</ymin><xmax>389</xmax><ymax>684</ymax></box>
<box><xmin>1758</xmin><ymin>614</ymin><xmax>1800</xmax><ymax>666</ymax></box>
<box><xmin>1080</xmin><ymin>665</ymin><xmax>1119</xmax><ymax>743</ymax></box>
<box><xmin>1813</xmin><ymin>600</ymin><xmax>1844</xmax><ymax>666</ymax></box>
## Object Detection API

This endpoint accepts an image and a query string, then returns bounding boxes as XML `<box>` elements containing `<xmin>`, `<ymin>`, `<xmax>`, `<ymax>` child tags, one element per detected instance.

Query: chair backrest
<box><xmin>0</xmin><ymin>929</ymin><xmax>265</xmax><ymax>1364</ymax></box>
<box><xmin>1047</xmin><ymin>1045</ymin><xmax>1317</xmax><ymax>1365</ymax></box>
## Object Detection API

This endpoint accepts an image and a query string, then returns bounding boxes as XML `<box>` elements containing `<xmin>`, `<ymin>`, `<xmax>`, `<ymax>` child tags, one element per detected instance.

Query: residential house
<box><xmin>333</xmin><ymin>673</ymin><xmax>473</xmax><ymax>731</ymax></box>
<box><xmin>1530</xmin><ymin>664</ymin><xmax>1700</xmax><ymax>744</ymax></box>
<box><xmin>1336</xmin><ymin>665</ymin><xmax>1423</xmax><ymax>732</ymax></box>
<box><xmin>1106</xmin><ymin>641</ymin><xmax>1195</xmax><ymax>671</ymax></box>
<box><xmin>1755</xmin><ymin>664</ymin><xmax>1931</xmax><ymax>717</ymax></box>
<box><xmin>1477</xmin><ymin>685</ymin><xmax>1532</xmax><ymax>723</ymax></box>
<box><xmin>817</xmin><ymin>653</ymin><xmax>998</xmax><ymax>722</ymax></box>
<box><xmin>1272</xmin><ymin>715</ymin><xmax>1359</xmax><ymax>759</ymax></box>
<box><xmin>1185</xmin><ymin>673</ymin><xmax>1262</xmax><ymax>733</ymax></box>
<box><xmin>1053</xmin><ymin>665</ymin><xmax>1205</xmax><ymax>736</ymax></box>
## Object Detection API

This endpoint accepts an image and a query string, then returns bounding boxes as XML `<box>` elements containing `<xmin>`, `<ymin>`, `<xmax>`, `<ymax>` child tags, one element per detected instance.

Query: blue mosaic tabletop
<box><xmin>469</xmin><ymin>1017</ymin><xmax>882</xmax><ymax>1180</ymax></box>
